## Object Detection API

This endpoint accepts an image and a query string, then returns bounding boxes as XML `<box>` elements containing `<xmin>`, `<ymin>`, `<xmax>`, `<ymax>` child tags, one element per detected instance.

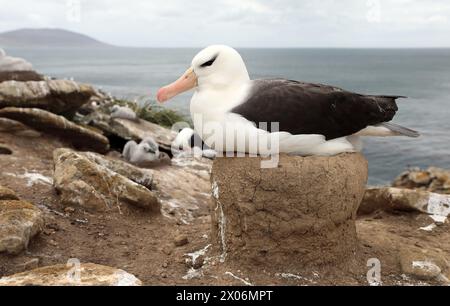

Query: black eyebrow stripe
<box><xmin>200</xmin><ymin>54</ymin><xmax>219</xmax><ymax>67</ymax></box>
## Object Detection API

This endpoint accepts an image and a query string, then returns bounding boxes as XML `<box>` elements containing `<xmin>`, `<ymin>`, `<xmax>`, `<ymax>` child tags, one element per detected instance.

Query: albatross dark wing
<box><xmin>231</xmin><ymin>79</ymin><xmax>402</xmax><ymax>140</ymax></box>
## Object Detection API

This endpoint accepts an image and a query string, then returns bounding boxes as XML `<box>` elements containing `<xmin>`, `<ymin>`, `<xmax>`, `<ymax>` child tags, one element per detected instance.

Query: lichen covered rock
<box><xmin>0</xmin><ymin>107</ymin><xmax>109</xmax><ymax>153</ymax></box>
<box><xmin>0</xmin><ymin>263</ymin><xmax>142</xmax><ymax>286</ymax></box>
<box><xmin>0</xmin><ymin>200</ymin><xmax>44</xmax><ymax>255</ymax></box>
<box><xmin>0</xmin><ymin>80</ymin><xmax>95</xmax><ymax>115</ymax></box>
<box><xmin>393</xmin><ymin>167</ymin><xmax>450</xmax><ymax>195</ymax></box>
<box><xmin>53</xmin><ymin>148</ymin><xmax>159</xmax><ymax>213</ymax></box>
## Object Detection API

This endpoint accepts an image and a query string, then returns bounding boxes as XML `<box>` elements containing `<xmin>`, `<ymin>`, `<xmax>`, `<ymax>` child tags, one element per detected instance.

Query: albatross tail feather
<box><xmin>379</xmin><ymin>122</ymin><xmax>420</xmax><ymax>138</ymax></box>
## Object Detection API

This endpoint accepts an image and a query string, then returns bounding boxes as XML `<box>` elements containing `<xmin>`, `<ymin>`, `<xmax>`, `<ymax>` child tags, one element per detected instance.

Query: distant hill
<box><xmin>0</xmin><ymin>28</ymin><xmax>112</xmax><ymax>48</ymax></box>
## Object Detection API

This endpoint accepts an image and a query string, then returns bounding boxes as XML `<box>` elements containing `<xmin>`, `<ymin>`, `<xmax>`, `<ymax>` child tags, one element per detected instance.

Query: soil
<box><xmin>1</xmin><ymin>129</ymin><xmax>449</xmax><ymax>286</ymax></box>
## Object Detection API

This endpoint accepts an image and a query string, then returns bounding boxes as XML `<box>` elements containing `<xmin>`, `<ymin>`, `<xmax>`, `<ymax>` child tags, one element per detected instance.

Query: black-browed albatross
<box><xmin>157</xmin><ymin>45</ymin><xmax>419</xmax><ymax>156</ymax></box>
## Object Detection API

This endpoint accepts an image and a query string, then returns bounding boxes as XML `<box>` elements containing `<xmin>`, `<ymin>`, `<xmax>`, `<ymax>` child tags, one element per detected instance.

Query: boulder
<box><xmin>0</xmin><ymin>80</ymin><xmax>95</xmax><ymax>115</ymax></box>
<box><xmin>399</xmin><ymin>248</ymin><xmax>449</xmax><ymax>281</ymax></box>
<box><xmin>0</xmin><ymin>263</ymin><xmax>142</xmax><ymax>286</ymax></box>
<box><xmin>53</xmin><ymin>148</ymin><xmax>160</xmax><ymax>213</ymax></box>
<box><xmin>360</xmin><ymin>187</ymin><xmax>450</xmax><ymax>221</ymax></box>
<box><xmin>0</xmin><ymin>200</ymin><xmax>44</xmax><ymax>255</ymax></box>
<box><xmin>0</xmin><ymin>71</ymin><xmax>44</xmax><ymax>83</ymax></box>
<box><xmin>0</xmin><ymin>107</ymin><xmax>109</xmax><ymax>153</ymax></box>
<box><xmin>79</xmin><ymin>151</ymin><xmax>154</xmax><ymax>190</ymax></box>
<box><xmin>210</xmin><ymin>153</ymin><xmax>368</xmax><ymax>269</ymax></box>
<box><xmin>393</xmin><ymin>167</ymin><xmax>450</xmax><ymax>195</ymax></box>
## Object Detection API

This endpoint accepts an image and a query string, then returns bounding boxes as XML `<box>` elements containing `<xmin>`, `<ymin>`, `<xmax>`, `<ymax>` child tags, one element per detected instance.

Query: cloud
<box><xmin>0</xmin><ymin>0</ymin><xmax>449</xmax><ymax>47</ymax></box>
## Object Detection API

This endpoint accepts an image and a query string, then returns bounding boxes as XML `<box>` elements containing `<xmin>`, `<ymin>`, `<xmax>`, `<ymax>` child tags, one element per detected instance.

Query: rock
<box><xmin>153</xmin><ymin>156</ymin><xmax>212</xmax><ymax>223</ymax></box>
<box><xmin>0</xmin><ymin>263</ymin><xmax>142</xmax><ymax>286</ymax></box>
<box><xmin>174</xmin><ymin>235</ymin><xmax>189</xmax><ymax>247</ymax></box>
<box><xmin>359</xmin><ymin>187</ymin><xmax>450</xmax><ymax>220</ymax></box>
<box><xmin>408</xmin><ymin>171</ymin><xmax>432</xmax><ymax>185</ymax></box>
<box><xmin>88</xmin><ymin>114</ymin><xmax>176</xmax><ymax>151</ymax></box>
<box><xmin>53</xmin><ymin>148</ymin><xmax>160</xmax><ymax>213</ymax></box>
<box><xmin>0</xmin><ymin>80</ymin><xmax>95</xmax><ymax>115</ymax></box>
<box><xmin>393</xmin><ymin>167</ymin><xmax>450</xmax><ymax>194</ymax></box>
<box><xmin>399</xmin><ymin>249</ymin><xmax>447</xmax><ymax>281</ymax></box>
<box><xmin>0</xmin><ymin>117</ymin><xmax>28</xmax><ymax>132</ymax></box>
<box><xmin>210</xmin><ymin>153</ymin><xmax>368</xmax><ymax>269</ymax></box>
<box><xmin>0</xmin><ymin>186</ymin><xmax>19</xmax><ymax>200</ymax></box>
<box><xmin>79</xmin><ymin>151</ymin><xmax>154</xmax><ymax>190</ymax></box>
<box><xmin>0</xmin><ymin>71</ymin><xmax>44</xmax><ymax>83</ymax></box>
<box><xmin>0</xmin><ymin>107</ymin><xmax>109</xmax><ymax>153</ymax></box>
<box><xmin>0</xmin><ymin>200</ymin><xmax>44</xmax><ymax>255</ymax></box>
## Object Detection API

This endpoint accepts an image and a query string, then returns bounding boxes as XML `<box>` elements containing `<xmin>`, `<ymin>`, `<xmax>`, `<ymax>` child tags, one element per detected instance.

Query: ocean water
<box><xmin>5</xmin><ymin>47</ymin><xmax>450</xmax><ymax>185</ymax></box>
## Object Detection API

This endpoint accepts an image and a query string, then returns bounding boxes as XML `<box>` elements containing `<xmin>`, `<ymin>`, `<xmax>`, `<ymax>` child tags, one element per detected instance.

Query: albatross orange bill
<box><xmin>156</xmin><ymin>67</ymin><xmax>197</xmax><ymax>103</ymax></box>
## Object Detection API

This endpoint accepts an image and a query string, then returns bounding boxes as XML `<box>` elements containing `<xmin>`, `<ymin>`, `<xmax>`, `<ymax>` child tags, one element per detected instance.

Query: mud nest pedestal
<box><xmin>210</xmin><ymin>153</ymin><xmax>368</xmax><ymax>270</ymax></box>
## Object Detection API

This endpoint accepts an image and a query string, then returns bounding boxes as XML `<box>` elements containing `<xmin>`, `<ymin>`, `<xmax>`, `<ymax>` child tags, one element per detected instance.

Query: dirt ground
<box><xmin>1</xmin><ymin>129</ymin><xmax>449</xmax><ymax>286</ymax></box>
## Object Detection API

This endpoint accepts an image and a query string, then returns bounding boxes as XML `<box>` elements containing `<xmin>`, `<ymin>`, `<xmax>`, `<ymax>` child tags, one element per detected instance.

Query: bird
<box><xmin>172</xmin><ymin>127</ymin><xmax>216</xmax><ymax>159</ymax></box>
<box><xmin>110</xmin><ymin>105</ymin><xmax>138</xmax><ymax>121</ymax></box>
<box><xmin>157</xmin><ymin>45</ymin><xmax>419</xmax><ymax>156</ymax></box>
<box><xmin>122</xmin><ymin>137</ymin><xmax>160</xmax><ymax>165</ymax></box>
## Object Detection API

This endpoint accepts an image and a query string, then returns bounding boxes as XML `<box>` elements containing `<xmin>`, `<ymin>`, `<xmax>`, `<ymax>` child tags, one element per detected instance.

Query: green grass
<box><xmin>110</xmin><ymin>97</ymin><xmax>191</xmax><ymax>129</ymax></box>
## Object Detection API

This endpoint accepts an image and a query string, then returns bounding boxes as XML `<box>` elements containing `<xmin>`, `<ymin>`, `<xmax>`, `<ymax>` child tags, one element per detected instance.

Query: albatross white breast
<box><xmin>157</xmin><ymin>45</ymin><xmax>419</xmax><ymax>156</ymax></box>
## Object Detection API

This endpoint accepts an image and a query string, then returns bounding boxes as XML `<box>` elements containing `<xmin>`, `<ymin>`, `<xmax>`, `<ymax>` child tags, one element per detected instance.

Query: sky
<box><xmin>0</xmin><ymin>0</ymin><xmax>449</xmax><ymax>48</ymax></box>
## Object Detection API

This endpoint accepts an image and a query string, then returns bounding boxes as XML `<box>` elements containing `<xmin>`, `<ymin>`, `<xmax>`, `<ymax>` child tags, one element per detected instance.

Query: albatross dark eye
<box><xmin>200</xmin><ymin>55</ymin><xmax>218</xmax><ymax>68</ymax></box>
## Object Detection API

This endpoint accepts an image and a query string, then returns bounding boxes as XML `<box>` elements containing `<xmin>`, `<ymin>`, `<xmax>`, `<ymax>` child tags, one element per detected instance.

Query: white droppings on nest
<box><xmin>224</xmin><ymin>272</ymin><xmax>253</xmax><ymax>286</ymax></box>
<box><xmin>217</xmin><ymin>201</ymin><xmax>227</xmax><ymax>263</ymax></box>
<box><xmin>212</xmin><ymin>180</ymin><xmax>227</xmax><ymax>262</ymax></box>
<box><xmin>5</xmin><ymin>171</ymin><xmax>53</xmax><ymax>187</ymax></box>
<box><xmin>212</xmin><ymin>181</ymin><xmax>219</xmax><ymax>200</ymax></box>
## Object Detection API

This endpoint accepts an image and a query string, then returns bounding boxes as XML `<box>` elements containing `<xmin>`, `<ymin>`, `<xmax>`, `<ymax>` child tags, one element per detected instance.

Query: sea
<box><xmin>4</xmin><ymin>47</ymin><xmax>450</xmax><ymax>185</ymax></box>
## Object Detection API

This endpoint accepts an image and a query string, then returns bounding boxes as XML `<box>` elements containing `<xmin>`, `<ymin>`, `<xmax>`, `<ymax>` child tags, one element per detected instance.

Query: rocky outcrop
<box><xmin>210</xmin><ymin>153</ymin><xmax>368</xmax><ymax>269</ymax></box>
<box><xmin>0</xmin><ymin>200</ymin><xmax>44</xmax><ymax>255</ymax></box>
<box><xmin>360</xmin><ymin>187</ymin><xmax>450</xmax><ymax>223</ymax></box>
<box><xmin>393</xmin><ymin>167</ymin><xmax>450</xmax><ymax>195</ymax></box>
<box><xmin>0</xmin><ymin>71</ymin><xmax>44</xmax><ymax>83</ymax></box>
<box><xmin>0</xmin><ymin>263</ymin><xmax>142</xmax><ymax>286</ymax></box>
<box><xmin>0</xmin><ymin>80</ymin><xmax>95</xmax><ymax>115</ymax></box>
<box><xmin>53</xmin><ymin>148</ymin><xmax>159</xmax><ymax>213</ymax></box>
<box><xmin>0</xmin><ymin>107</ymin><xmax>109</xmax><ymax>153</ymax></box>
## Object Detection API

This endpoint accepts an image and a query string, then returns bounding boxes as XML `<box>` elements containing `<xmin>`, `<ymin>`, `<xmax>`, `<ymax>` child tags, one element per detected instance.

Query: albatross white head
<box><xmin>156</xmin><ymin>45</ymin><xmax>250</xmax><ymax>103</ymax></box>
